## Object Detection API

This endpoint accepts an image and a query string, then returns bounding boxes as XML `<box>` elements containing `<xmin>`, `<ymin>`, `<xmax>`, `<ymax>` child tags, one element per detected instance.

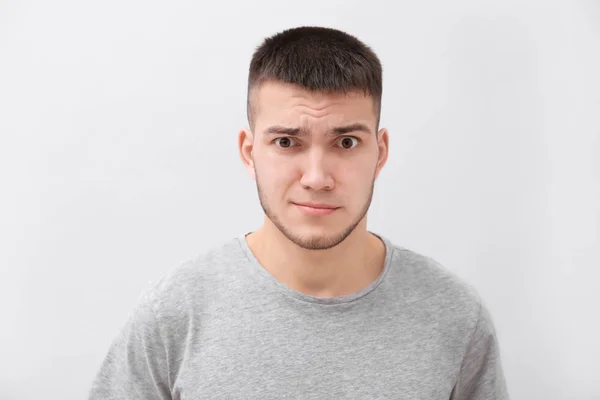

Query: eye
<box><xmin>274</xmin><ymin>137</ymin><xmax>298</xmax><ymax>148</ymax></box>
<box><xmin>336</xmin><ymin>136</ymin><xmax>360</xmax><ymax>149</ymax></box>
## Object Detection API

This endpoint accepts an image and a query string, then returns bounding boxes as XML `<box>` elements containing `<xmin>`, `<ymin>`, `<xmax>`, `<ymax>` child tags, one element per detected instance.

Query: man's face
<box><xmin>240</xmin><ymin>81</ymin><xmax>388</xmax><ymax>250</ymax></box>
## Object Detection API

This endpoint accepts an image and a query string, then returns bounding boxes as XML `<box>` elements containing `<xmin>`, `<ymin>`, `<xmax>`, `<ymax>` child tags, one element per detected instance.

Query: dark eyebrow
<box><xmin>332</xmin><ymin>123</ymin><xmax>372</xmax><ymax>135</ymax></box>
<box><xmin>264</xmin><ymin>126</ymin><xmax>309</xmax><ymax>136</ymax></box>
<box><xmin>263</xmin><ymin>123</ymin><xmax>372</xmax><ymax>136</ymax></box>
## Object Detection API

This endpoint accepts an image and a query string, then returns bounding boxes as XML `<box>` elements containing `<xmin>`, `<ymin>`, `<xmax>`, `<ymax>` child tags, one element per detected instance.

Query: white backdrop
<box><xmin>1</xmin><ymin>1</ymin><xmax>598</xmax><ymax>399</ymax></box>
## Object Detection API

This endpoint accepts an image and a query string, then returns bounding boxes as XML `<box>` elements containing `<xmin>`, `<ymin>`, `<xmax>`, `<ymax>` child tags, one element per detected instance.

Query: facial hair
<box><xmin>254</xmin><ymin>170</ymin><xmax>376</xmax><ymax>251</ymax></box>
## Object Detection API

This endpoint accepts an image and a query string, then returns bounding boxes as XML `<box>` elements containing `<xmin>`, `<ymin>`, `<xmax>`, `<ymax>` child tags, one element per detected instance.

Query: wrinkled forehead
<box><xmin>250</xmin><ymin>81</ymin><xmax>377</xmax><ymax>131</ymax></box>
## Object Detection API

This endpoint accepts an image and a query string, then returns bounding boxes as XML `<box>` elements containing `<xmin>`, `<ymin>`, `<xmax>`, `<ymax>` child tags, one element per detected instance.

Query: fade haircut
<box><xmin>246</xmin><ymin>26</ymin><xmax>383</xmax><ymax>130</ymax></box>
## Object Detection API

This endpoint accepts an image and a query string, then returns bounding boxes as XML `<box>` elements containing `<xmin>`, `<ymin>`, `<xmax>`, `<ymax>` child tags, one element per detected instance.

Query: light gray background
<box><xmin>1</xmin><ymin>1</ymin><xmax>599</xmax><ymax>399</ymax></box>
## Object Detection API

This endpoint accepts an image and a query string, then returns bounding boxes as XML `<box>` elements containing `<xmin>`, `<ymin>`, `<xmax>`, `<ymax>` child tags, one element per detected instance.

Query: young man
<box><xmin>90</xmin><ymin>26</ymin><xmax>509</xmax><ymax>399</ymax></box>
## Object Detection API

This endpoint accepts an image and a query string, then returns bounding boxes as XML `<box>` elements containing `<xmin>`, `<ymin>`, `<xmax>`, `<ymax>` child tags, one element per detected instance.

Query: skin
<box><xmin>238</xmin><ymin>80</ymin><xmax>389</xmax><ymax>298</ymax></box>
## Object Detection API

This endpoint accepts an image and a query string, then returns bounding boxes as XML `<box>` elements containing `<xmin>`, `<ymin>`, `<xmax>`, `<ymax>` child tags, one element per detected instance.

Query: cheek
<box><xmin>339</xmin><ymin>165</ymin><xmax>374</xmax><ymax>192</ymax></box>
<box><xmin>263</xmin><ymin>154</ymin><xmax>297</xmax><ymax>180</ymax></box>
<box><xmin>257</xmin><ymin>164</ymin><xmax>294</xmax><ymax>193</ymax></box>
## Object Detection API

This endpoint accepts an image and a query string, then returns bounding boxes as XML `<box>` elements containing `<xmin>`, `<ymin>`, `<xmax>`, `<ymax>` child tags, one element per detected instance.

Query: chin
<box><xmin>278</xmin><ymin>221</ymin><xmax>358</xmax><ymax>251</ymax></box>
<box><xmin>289</xmin><ymin>234</ymin><xmax>346</xmax><ymax>251</ymax></box>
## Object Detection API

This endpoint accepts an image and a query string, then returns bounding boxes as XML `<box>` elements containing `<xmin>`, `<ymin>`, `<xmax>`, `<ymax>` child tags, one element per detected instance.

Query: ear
<box><xmin>238</xmin><ymin>128</ymin><xmax>256</xmax><ymax>180</ymax></box>
<box><xmin>374</xmin><ymin>127</ymin><xmax>389</xmax><ymax>180</ymax></box>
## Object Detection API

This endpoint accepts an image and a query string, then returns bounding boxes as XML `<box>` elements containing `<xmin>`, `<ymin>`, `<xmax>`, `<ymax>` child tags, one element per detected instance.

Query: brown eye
<box><xmin>338</xmin><ymin>136</ymin><xmax>359</xmax><ymax>149</ymax></box>
<box><xmin>274</xmin><ymin>137</ymin><xmax>297</xmax><ymax>148</ymax></box>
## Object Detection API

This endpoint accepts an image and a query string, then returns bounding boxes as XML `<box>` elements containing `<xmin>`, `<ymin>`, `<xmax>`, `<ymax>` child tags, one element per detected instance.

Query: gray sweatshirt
<box><xmin>89</xmin><ymin>233</ymin><xmax>509</xmax><ymax>399</ymax></box>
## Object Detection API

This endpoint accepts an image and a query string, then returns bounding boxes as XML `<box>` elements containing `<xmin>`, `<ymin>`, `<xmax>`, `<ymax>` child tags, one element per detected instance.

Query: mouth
<box><xmin>293</xmin><ymin>202</ymin><xmax>340</xmax><ymax>216</ymax></box>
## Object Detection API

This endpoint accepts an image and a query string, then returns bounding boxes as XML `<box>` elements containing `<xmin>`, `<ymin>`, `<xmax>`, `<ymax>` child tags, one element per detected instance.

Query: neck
<box><xmin>245</xmin><ymin>218</ymin><xmax>386</xmax><ymax>298</ymax></box>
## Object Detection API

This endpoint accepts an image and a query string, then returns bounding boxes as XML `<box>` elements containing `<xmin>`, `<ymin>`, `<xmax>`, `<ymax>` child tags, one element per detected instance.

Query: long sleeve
<box><xmin>89</xmin><ymin>291</ymin><xmax>172</xmax><ymax>400</ymax></box>
<box><xmin>451</xmin><ymin>300</ymin><xmax>509</xmax><ymax>400</ymax></box>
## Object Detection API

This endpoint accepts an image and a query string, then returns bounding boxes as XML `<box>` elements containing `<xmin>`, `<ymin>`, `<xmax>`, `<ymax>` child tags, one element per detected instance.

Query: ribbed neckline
<box><xmin>236</xmin><ymin>231</ymin><xmax>395</xmax><ymax>306</ymax></box>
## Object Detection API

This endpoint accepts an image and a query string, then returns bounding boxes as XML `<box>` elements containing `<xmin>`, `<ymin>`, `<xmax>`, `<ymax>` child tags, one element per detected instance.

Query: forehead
<box><xmin>251</xmin><ymin>81</ymin><xmax>376</xmax><ymax>127</ymax></box>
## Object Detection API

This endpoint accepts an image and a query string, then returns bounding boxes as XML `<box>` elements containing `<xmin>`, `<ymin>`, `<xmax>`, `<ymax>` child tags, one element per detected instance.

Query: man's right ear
<box><xmin>238</xmin><ymin>128</ymin><xmax>256</xmax><ymax>180</ymax></box>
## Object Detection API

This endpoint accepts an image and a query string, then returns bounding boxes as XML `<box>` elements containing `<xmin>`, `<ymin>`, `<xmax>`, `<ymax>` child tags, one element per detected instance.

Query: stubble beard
<box><xmin>254</xmin><ymin>173</ymin><xmax>376</xmax><ymax>251</ymax></box>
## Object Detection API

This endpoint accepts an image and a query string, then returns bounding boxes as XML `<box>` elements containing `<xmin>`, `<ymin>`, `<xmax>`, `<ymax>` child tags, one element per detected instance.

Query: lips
<box><xmin>293</xmin><ymin>202</ymin><xmax>340</xmax><ymax>216</ymax></box>
<box><xmin>293</xmin><ymin>202</ymin><xmax>338</xmax><ymax>209</ymax></box>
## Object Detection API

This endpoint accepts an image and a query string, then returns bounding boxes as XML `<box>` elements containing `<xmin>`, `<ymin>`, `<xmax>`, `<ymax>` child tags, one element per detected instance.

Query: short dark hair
<box><xmin>247</xmin><ymin>26</ymin><xmax>383</xmax><ymax>129</ymax></box>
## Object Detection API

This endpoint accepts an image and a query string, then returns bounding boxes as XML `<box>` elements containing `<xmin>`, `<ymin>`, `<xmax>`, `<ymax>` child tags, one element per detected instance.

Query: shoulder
<box><xmin>139</xmin><ymin>236</ymin><xmax>246</xmax><ymax>318</ymax></box>
<box><xmin>383</xmin><ymin>240</ymin><xmax>501</xmax><ymax>353</ymax></box>
<box><xmin>384</xmin><ymin>239</ymin><xmax>485</xmax><ymax>328</ymax></box>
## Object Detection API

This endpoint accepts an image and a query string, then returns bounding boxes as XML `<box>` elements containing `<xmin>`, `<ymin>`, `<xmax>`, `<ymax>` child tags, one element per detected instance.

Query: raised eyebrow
<box><xmin>332</xmin><ymin>123</ymin><xmax>372</xmax><ymax>135</ymax></box>
<box><xmin>263</xmin><ymin>123</ymin><xmax>372</xmax><ymax>136</ymax></box>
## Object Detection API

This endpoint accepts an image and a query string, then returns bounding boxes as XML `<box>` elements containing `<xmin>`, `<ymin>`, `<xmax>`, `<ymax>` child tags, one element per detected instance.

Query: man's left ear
<box><xmin>375</xmin><ymin>127</ymin><xmax>389</xmax><ymax>177</ymax></box>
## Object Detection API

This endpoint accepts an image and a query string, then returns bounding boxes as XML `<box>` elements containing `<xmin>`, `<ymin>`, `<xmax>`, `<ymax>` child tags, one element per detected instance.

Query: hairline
<box><xmin>246</xmin><ymin>79</ymin><xmax>381</xmax><ymax>132</ymax></box>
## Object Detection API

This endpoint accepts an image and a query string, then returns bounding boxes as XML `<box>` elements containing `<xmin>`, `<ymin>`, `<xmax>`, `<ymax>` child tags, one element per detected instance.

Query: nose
<box><xmin>299</xmin><ymin>150</ymin><xmax>335</xmax><ymax>191</ymax></box>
